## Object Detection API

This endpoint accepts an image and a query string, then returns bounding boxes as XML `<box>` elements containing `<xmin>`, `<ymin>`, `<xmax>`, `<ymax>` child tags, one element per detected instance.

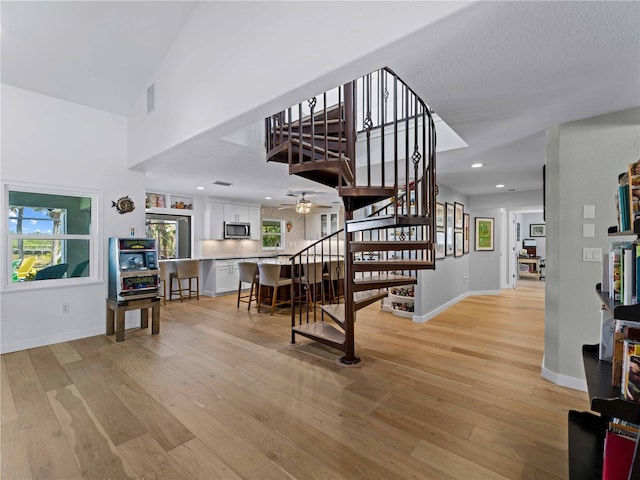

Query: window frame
<box><xmin>261</xmin><ymin>218</ymin><xmax>285</xmax><ymax>251</ymax></box>
<box><xmin>3</xmin><ymin>182</ymin><xmax>101</xmax><ymax>291</ymax></box>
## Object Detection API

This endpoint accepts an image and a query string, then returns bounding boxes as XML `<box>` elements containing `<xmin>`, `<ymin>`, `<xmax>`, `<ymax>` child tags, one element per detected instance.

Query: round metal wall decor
<box><xmin>112</xmin><ymin>195</ymin><xmax>135</xmax><ymax>214</ymax></box>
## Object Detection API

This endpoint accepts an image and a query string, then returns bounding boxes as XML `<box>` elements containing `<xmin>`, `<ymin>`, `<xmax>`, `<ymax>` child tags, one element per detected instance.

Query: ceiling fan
<box><xmin>277</xmin><ymin>191</ymin><xmax>333</xmax><ymax>214</ymax></box>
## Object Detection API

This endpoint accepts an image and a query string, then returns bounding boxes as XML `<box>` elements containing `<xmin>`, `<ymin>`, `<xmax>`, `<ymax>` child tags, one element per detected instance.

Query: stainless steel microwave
<box><xmin>224</xmin><ymin>222</ymin><xmax>251</xmax><ymax>239</ymax></box>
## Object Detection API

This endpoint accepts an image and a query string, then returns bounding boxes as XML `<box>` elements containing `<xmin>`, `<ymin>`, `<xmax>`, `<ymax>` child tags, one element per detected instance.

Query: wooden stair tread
<box><xmin>288</xmin><ymin>132</ymin><xmax>347</xmax><ymax>142</ymax></box>
<box><xmin>353</xmin><ymin>259</ymin><xmax>434</xmax><ymax>272</ymax></box>
<box><xmin>290</xmin><ymin>138</ymin><xmax>344</xmax><ymax>158</ymax></box>
<box><xmin>354</xmin><ymin>290</ymin><xmax>389</xmax><ymax>309</ymax></box>
<box><xmin>346</xmin><ymin>214</ymin><xmax>432</xmax><ymax>232</ymax></box>
<box><xmin>292</xmin><ymin>322</ymin><xmax>345</xmax><ymax>345</ymax></box>
<box><xmin>353</xmin><ymin>274</ymin><xmax>416</xmax><ymax>291</ymax></box>
<box><xmin>288</xmin><ymin>103</ymin><xmax>344</xmax><ymax>127</ymax></box>
<box><xmin>350</xmin><ymin>241</ymin><xmax>432</xmax><ymax>252</ymax></box>
<box><xmin>320</xmin><ymin>291</ymin><xmax>389</xmax><ymax>327</ymax></box>
<box><xmin>320</xmin><ymin>304</ymin><xmax>346</xmax><ymax>328</ymax></box>
<box><xmin>289</xmin><ymin>158</ymin><xmax>354</xmax><ymax>187</ymax></box>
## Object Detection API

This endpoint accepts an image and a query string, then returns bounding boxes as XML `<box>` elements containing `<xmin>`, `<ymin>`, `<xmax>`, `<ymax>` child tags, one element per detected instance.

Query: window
<box><xmin>262</xmin><ymin>219</ymin><xmax>284</xmax><ymax>250</ymax></box>
<box><xmin>145</xmin><ymin>213</ymin><xmax>191</xmax><ymax>259</ymax></box>
<box><xmin>4</xmin><ymin>184</ymin><xmax>99</xmax><ymax>289</ymax></box>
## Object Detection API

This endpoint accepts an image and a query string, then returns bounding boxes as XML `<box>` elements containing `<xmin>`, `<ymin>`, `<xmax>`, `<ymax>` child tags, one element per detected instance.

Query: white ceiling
<box><xmin>2</xmin><ymin>1</ymin><xmax>639</xmax><ymax>208</ymax></box>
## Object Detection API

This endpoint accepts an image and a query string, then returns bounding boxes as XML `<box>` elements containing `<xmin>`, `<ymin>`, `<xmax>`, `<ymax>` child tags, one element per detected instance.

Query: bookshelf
<box><xmin>568</xmin><ymin>287</ymin><xmax>640</xmax><ymax>479</ymax></box>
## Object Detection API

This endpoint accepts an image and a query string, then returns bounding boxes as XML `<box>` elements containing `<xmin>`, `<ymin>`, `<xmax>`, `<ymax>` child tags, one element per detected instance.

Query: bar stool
<box><xmin>302</xmin><ymin>261</ymin><xmax>325</xmax><ymax>309</ymax></box>
<box><xmin>170</xmin><ymin>259</ymin><xmax>200</xmax><ymax>302</ymax></box>
<box><xmin>257</xmin><ymin>263</ymin><xmax>292</xmax><ymax>315</ymax></box>
<box><xmin>237</xmin><ymin>261</ymin><xmax>259</xmax><ymax>310</ymax></box>
<box><xmin>324</xmin><ymin>259</ymin><xmax>345</xmax><ymax>303</ymax></box>
<box><xmin>158</xmin><ymin>261</ymin><xmax>169</xmax><ymax>305</ymax></box>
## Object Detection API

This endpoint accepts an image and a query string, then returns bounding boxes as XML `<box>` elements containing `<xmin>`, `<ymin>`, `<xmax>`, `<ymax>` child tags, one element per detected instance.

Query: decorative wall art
<box><xmin>454</xmin><ymin>202</ymin><xmax>464</xmax><ymax>230</ymax></box>
<box><xmin>530</xmin><ymin>224</ymin><xmax>546</xmax><ymax>237</ymax></box>
<box><xmin>474</xmin><ymin>217</ymin><xmax>495</xmax><ymax>251</ymax></box>
<box><xmin>436</xmin><ymin>202</ymin><xmax>445</xmax><ymax>229</ymax></box>
<box><xmin>446</xmin><ymin>203</ymin><xmax>455</xmax><ymax>256</ymax></box>
<box><xmin>454</xmin><ymin>230</ymin><xmax>464</xmax><ymax>257</ymax></box>
<box><xmin>463</xmin><ymin>213</ymin><xmax>470</xmax><ymax>254</ymax></box>
<box><xmin>436</xmin><ymin>231</ymin><xmax>446</xmax><ymax>259</ymax></box>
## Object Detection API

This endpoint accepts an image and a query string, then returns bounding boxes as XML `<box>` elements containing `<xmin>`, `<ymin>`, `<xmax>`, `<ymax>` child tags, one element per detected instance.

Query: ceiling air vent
<box><xmin>146</xmin><ymin>83</ymin><xmax>155</xmax><ymax>114</ymax></box>
<box><xmin>212</xmin><ymin>180</ymin><xmax>232</xmax><ymax>186</ymax></box>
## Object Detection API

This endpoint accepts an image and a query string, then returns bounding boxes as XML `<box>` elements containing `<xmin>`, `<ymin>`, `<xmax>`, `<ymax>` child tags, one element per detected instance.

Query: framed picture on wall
<box><xmin>436</xmin><ymin>231</ymin><xmax>445</xmax><ymax>259</ymax></box>
<box><xmin>530</xmin><ymin>224</ymin><xmax>546</xmax><ymax>237</ymax></box>
<box><xmin>446</xmin><ymin>203</ymin><xmax>455</xmax><ymax>255</ymax></box>
<box><xmin>454</xmin><ymin>202</ymin><xmax>464</xmax><ymax>229</ymax></box>
<box><xmin>463</xmin><ymin>213</ymin><xmax>470</xmax><ymax>254</ymax></box>
<box><xmin>474</xmin><ymin>217</ymin><xmax>495</xmax><ymax>251</ymax></box>
<box><xmin>454</xmin><ymin>231</ymin><xmax>464</xmax><ymax>257</ymax></box>
<box><xmin>436</xmin><ymin>202</ymin><xmax>445</xmax><ymax>229</ymax></box>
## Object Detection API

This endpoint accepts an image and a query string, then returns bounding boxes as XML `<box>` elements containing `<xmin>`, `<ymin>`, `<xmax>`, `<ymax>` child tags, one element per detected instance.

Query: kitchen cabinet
<box><xmin>224</xmin><ymin>204</ymin><xmax>250</xmax><ymax>223</ymax></box>
<box><xmin>249</xmin><ymin>206</ymin><xmax>261</xmax><ymax>240</ymax></box>
<box><xmin>215</xmin><ymin>260</ymin><xmax>239</xmax><ymax>294</ymax></box>
<box><xmin>205</xmin><ymin>201</ymin><xmax>224</xmax><ymax>240</ymax></box>
<box><xmin>306</xmin><ymin>210</ymin><xmax>340</xmax><ymax>240</ymax></box>
<box><xmin>214</xmin><ymin>258</ymin><xmax>258</xmax><ymax>295</ymax></box>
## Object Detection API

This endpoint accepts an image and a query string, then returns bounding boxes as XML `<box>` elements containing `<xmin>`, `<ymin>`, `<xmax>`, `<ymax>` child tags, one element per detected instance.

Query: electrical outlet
<box><xmin>62</xmin><ymin>303</ymin><xmax>70</xmax><ymax>313</ymax></box>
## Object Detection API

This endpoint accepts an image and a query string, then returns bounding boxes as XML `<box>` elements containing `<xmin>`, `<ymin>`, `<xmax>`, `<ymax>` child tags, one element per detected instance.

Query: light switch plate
<box><xmin>583</xmin><ymin>205</ymin><xmax>595</xmax><ymax>219</ymax></box>
<box><xmin>583</xmin><ymin>247</ymin><xmax>602</xmax><ymax>262</ymax></box>
<box><xmin>583</xmin><ymin>223</ymin><xmax>595</xmax><ymax>237</ymax></box>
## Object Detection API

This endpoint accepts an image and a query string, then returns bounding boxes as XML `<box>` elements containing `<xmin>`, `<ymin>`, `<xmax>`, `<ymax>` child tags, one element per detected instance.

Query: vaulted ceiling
<box><xmin>2</xmin><ymin>1</ymin><xmax>639</xmax><ymax>207</ymax></box>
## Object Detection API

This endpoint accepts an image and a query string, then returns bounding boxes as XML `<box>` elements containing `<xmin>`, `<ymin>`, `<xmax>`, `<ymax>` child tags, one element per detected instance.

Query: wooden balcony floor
<box><xmin>1</xmin><ymin>280</ymin><xmax>588</xmax><ymax>479</ymax></box>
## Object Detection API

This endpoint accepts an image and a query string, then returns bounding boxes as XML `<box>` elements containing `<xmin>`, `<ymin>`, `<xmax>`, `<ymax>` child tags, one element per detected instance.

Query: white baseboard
<box><xmin>411</xmin><ymin>289</ymin><xmax>501</xmax><ymax>323</ymax></box>
<box><xmin>541</xmin><ymin>361</ymin><xmax>587</xmax><ymax>392</ymax></box>
<box><xmin>1</xmin><ymin>325</ymin><xmax>106</xmax><ymax>354</ymax></box>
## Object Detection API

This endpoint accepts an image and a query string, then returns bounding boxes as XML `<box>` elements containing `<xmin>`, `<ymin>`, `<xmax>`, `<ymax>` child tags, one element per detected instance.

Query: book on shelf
<box><xmin>621</xmin><ymin>338</ymin><xmax>640</xmax><ymax>402</ymax></box>
<box><xmin>623</xmin><ymin>246</ymin><xmax>635</xmax><ymax>305</ymax></box>
<box><xmin>610</xmin><ymin>248</ymin><xmax>622</xmax><ymax>301</ymax></box>
<box><xmin>619</xmin><ymin>171</ymin><xmax>630</xmax><ymax>232</ymax></box>
<box><xmin>611</xmin><ymin>319</ymin><xmax>640</xmax><ymax>388</ymax></box>
<box><xmin>608</xmin><ymin>241</ymin><xmax>635</xmax><ymax>303</ymax></box>
<box><xmin>600</xmin><ymin>309</ymin><xmax>615</xmax><ymax>361</ymax></box>
<box><xmin>602</xmin><ymin>429</ymin><xmax>636</xmax><ymax>480</ymax></box>
<box><xmin>628</xmin><ymin>160</ymin><xmax>640</xmax><ymax>229</ymax></box>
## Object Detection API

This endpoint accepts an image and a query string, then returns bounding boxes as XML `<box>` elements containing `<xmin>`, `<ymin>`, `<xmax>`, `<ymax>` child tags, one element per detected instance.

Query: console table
<box><xmin>517</xmin><ymin>256</ymin><xmax>541</xmax><ymax>279</ymax></box>
<box><xmin>106</xmin><ymin>296</ymin><xmax>160</xmax><ymax>342</ymax></box>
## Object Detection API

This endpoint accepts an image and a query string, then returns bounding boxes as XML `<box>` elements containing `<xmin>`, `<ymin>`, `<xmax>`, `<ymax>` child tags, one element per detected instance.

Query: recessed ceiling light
<box><xmin>496</xmin><ymin>184</ymin><xmax>505</xmax><ymax>188</ymax></box>
<box><xmin>265</xmin><ymin>196</ymin><xmax>272</xmax><ymax>200</ymax></box>
<box><xmin>471</xmin><ymin>163</ymin><xmax>484</xmax><ymax>168</ymax></box>
<box><xmin>196</xmin><ymin>186</ymin><xmax>205</xmax><ymax>190</ymax></box>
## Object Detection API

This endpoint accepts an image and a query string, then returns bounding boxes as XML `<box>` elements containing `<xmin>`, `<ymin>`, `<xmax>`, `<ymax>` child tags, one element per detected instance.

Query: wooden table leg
<box><xmin>151</xmin><ymin>302</ymin><xmax>160</xmax><ymax>335</ymax></box>
<box><xmin>106</xmin><ymin>302</ymin><xmax>115</xmax><ymax>336</ymax></box>
<box><xmin>141</xmin><ymin>308</ymin><xmax>149</xmax><ymax>329</ymax></box>
<box><xmin>115</xmin><ymin>310</ymin><xmax>125</xmax><ymax>342</ymax></box>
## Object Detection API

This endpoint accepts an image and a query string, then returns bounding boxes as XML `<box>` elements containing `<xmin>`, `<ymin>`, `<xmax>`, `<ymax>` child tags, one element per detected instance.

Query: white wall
<box><xmin>415</xmin><ymin>184</ymin><xmax>471</xmax><ymax>320</ymax></box>
<box><xmin>126</xmin><ymin>1</ymin><xmax>471</xmax><ymax>166</ymax></box>
<box><xmin>1</xmin><ymin>85</ymin><xmax>146</xmax><ymax>353</ymax></box>
<box><xmin>544</xmin><ymin>107</ymin><xmax>640</xmax><ymax>386</ymax></box>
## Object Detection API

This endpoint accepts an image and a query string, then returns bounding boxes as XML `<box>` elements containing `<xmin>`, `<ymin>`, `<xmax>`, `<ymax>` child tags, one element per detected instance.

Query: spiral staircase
<box><xmin>265</xmin><ymin>67</ymin><xmax>437</xmax><ymax>365</ymax></box>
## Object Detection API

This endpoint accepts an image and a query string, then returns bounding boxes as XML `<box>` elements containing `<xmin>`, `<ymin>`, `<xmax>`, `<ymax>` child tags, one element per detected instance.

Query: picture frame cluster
<box><xmin>435</xmin><ymin>201</ymin><xmax>469</xmax><ymax>259</ymax></box>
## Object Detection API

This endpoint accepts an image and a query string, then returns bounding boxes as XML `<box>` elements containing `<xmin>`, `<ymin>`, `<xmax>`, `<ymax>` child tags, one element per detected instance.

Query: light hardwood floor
<box><xmin>1</xmin><ymin>280</ymin><xmax>589</xmax><ymax>479</ymax></box>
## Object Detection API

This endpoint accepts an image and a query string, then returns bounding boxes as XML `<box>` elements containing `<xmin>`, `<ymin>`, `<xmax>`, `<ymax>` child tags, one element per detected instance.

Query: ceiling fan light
<box><xmin>295</xmin><ymin>197</ymin><xmax>311</xmax><ymax>214</ymax></box>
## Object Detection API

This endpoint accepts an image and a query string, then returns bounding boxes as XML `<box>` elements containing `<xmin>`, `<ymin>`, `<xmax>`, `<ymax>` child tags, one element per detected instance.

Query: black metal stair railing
<box><xmin>266</xmin><ymin>66</ymin><xmax>437</xmax><ymax>364</ymax></box>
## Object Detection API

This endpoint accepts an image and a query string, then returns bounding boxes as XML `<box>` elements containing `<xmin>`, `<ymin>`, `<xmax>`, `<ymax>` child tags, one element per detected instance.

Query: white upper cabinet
<box><xmin>205</xmin><ymin>201</ymin><xmax>224</xmax><ymax>239</ymax></box>
<box><xmin>224</xmin><ymin>204</ymin><xmax>250</xmax><ymax>223</ymax></box>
